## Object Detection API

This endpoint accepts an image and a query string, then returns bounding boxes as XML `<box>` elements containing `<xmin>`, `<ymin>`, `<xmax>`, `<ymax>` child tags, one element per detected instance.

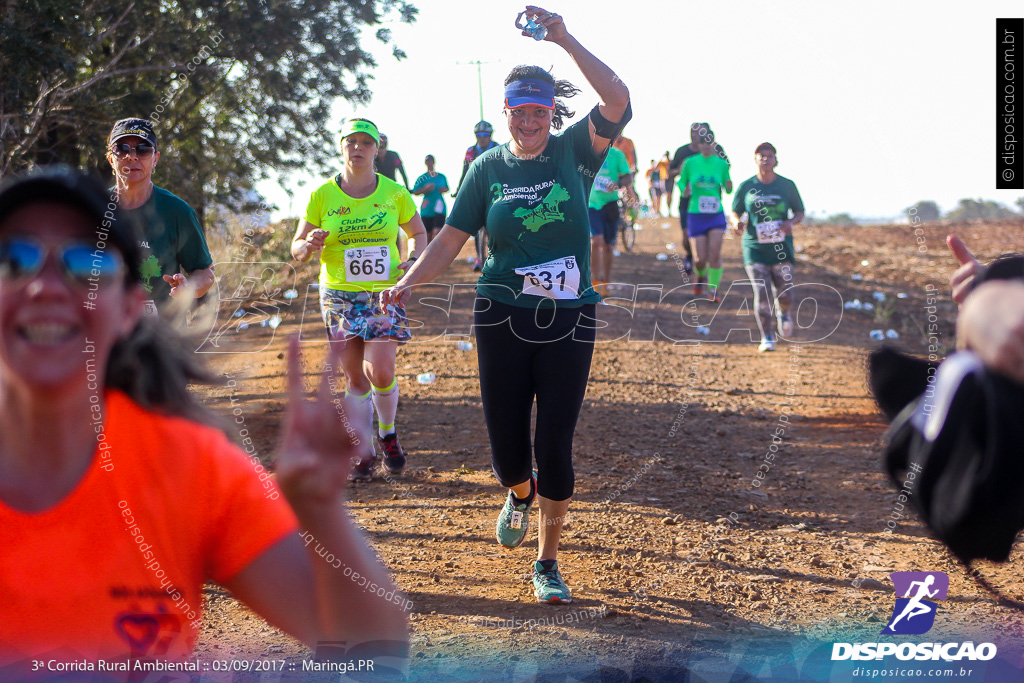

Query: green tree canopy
<box><xmin>0</xmin><ymin>0</ymin><xmax>417</xmax><ymax>220</ymax></box>
<box><xmin>904</xmin><ymin>200</ymin><xmax>940</xmax><ymax>222</ymax></box>
<box><xmin>825</xmin><ymin>213</ymin><xmax>858</xmax><ymax>227</ymax></box>
<box><xmin>945</xmin><ymin>198</ymin><xmax>1018</xmax><ymax>221</ymax></box>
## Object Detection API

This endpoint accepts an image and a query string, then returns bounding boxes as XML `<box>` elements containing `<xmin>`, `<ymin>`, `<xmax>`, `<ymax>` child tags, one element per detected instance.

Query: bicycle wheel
<box><xmin>620</xmin><ymin>208</ymin><xmax>636</xmax><ymax>252</ymax></box>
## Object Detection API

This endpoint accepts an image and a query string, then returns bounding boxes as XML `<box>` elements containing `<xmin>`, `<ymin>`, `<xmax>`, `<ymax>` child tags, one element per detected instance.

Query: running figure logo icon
<box><xmin>881</xmin><ymin>571</ymin><xmax>949</xmax><ymax>635</ymax></box>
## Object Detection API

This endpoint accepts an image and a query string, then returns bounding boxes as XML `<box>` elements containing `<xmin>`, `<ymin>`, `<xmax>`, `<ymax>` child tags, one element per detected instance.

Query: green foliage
<box><xmin>0</xmin><ymin>0</ymin><xmax>417</xmax><ymax>220</ymax></box>
<box><xmin>1016</xmin><ymin>196</ymin><xmax>1024</xmax><ymax>214</ymax></box>
<box><xmin>945</xmin><ymin>198</ymin><xmax>1018</xmax><ymax>221</ymax></box>
<box><xmin>825</xmin><ymin>213</ymin><xmax>858</xmax><ymax>227</ymax></box>
<box><xmin>873</xmin><ymin>296</ymin><xmax>897</xmax><ymax>325</ymax></box>
<box><xmin>904</xmin><ymin>200</ymin><xmax>940</xmax><ymax>222</ymax></box>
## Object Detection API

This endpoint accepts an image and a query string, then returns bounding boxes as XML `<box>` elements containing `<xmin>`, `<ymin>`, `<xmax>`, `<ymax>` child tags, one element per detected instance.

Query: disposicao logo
<box><xmin>882</xmin><ymin>571</ymin><xmax>948</xmax><ymax>635</ymax></box>
<box><xmin>831</xmin><ymin>571</ymin><xmax>997</xmax><ymax>662</ymax></box>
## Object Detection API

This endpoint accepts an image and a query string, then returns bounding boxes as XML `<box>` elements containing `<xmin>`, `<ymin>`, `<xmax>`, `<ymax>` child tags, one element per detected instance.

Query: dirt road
<box><xmin>192</xmin><ymin>217</ymin><xmax>1024</xmax><ymax>681</ymax></box>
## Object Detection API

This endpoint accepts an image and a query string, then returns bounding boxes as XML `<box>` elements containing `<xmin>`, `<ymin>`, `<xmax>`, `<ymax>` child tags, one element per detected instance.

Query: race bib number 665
<box><xmin>515</xmin><ymin>256</ymin><xmax>581</xmax><ymax>299</ymax></box>
<box><xmin>345</xmin><ymin>246</ymin><xmax>390</xmax><ymax>281</ymax></box>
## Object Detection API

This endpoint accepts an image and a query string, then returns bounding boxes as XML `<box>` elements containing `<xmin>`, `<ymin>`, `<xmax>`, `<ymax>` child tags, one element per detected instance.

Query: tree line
<box><xmin>0</xmin><ymin>0</ymin><xmax>417</xmax><ymax>222</ymax></box>
<box><xmin>904</xmin><ymin>197</ymin><xmax>1024</xmax><ymax>222</ymax></box>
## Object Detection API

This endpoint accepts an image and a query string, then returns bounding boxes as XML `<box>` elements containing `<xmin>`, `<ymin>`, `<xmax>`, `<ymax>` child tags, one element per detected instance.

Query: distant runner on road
<box><xmin>678</xmin><ymin>128</ymin><xmax>731</xmax><ymax>301</ymax></box>
<box><xmin>731</xmin><ymin>141</ymin><xmax>805</xmax><ymax>352</ymax></box>
<box><xmin>646</xmin><ymin>158</ymin><xmax>663</xmax><ymax>216</ymax></box>
<box><xmin>374</xmin><ymin>133</ymin><xmax>410</xmax><ymax>189</ymax></box>
<box><xmin>412</xmin><ymin>155</ymin><xmax>449</xmax><ymax>243</ymax></box>
<box><xmin>454</xmin><ymin>120</ymin><xmax>500</xmax><ymax>272</ymax></box>
<box><xmin>668</xmin><ymin>122</ymin><xmax>729</xmax><ymax>275</ymax></box>
<box><xmin>657</xmin><ymin>153</ymin><xmax>670</xmax><ymax>216</ymax></box>
<box><xmin>589</xmin><ymin>144</ymin><xmax>634</xmax><ymax>295</ymax></box>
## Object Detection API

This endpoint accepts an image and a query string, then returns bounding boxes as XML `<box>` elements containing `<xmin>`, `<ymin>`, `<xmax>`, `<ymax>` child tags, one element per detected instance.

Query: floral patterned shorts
<box><xmin>319</xmin><ymin>288</ymin><xmax>411</xmax><ymax>343</ymax></box>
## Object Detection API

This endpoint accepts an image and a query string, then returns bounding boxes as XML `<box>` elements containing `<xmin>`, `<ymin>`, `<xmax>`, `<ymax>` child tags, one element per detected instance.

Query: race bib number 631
<box><xmin>345</xmin><ymin>246</ymin><xmax>390</xmax><ymax>281</ymax></box>
<box><xmin>515</xmin><ymin>256</ymin><xmax>581</xmax><ymax>299</ymax></box>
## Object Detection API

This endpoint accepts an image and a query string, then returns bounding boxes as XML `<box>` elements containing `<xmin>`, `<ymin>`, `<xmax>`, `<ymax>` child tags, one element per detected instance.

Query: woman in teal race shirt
<box><xmin>412</xmin><ymin>155</ymin><xmax>448</xmax><ymax>243</ymax></box>
<box><xmin>381</xmin><ymin>5</ymin><xmax>630</xmax><ymax>605</ymax></box>
<box><xmin>731</xmin><ymin>142</ymin><xmax>805</xmax><ymax>352</ymax></box>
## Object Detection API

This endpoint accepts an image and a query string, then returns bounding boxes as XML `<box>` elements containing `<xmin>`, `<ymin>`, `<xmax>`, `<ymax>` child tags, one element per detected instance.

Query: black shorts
<box><xmin>422</xmin><ymin>214</ymin><xmax>445</xmax><ymax>231</ymax></box>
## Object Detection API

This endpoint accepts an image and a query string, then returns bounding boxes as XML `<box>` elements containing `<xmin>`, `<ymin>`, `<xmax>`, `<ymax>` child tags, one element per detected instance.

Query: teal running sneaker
<box><xmin>495</xmin><ymin>473</ymin><xmax>536</xmax><ymax>549</ymax></box>
<box><xmin>532</xmin><ymin>559</ymin><xmax>572</xmax><ymax>604</ymax></box>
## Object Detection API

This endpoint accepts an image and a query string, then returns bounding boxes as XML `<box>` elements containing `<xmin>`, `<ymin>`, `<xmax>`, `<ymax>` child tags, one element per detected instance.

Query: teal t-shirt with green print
<box><xmin>447</xmin><ymin>117</ymin><xmax>606</xmax><ymax>308</ymax></box>
<box><xmin>120</xmin><ymin>185</ymin><xmax>213</xmax><ymax>305</ymax></box>
<box><xmin>732</xmin><ymin>174</ymin><xmax>805</xmax><ymax>266</ymax></box>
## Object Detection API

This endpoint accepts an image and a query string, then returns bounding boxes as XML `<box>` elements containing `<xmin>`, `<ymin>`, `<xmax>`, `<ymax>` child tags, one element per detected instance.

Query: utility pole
<box><xmin>456</xmin><ymin>60</ymin><xmax>499</xmax><ymax>122</ymax></box>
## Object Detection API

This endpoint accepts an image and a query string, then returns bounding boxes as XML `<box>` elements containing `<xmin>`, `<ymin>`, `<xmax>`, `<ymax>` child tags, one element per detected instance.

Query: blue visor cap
<box><xmin>504</xmin><ymin>79</ymin><xmax>555</xmax><ymax>109</ymax></box>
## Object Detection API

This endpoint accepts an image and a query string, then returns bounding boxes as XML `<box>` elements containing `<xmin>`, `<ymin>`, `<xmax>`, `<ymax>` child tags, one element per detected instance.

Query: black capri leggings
<box><xmin>473</xmin><ymin>297</ymin><xmax>596</xmax><ymax>501</ymax></box>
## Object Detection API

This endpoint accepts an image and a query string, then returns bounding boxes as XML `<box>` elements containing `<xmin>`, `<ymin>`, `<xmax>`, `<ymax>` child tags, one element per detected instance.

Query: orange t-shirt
<box><xmin>657</xmin><ymin>159</ymin><xmax>670</xmax><ymax>181</ymax></box>
<box><xmin>0</xmin><ymin>390</ymin><xmax>299</xmax><ymax>667</ymax></box>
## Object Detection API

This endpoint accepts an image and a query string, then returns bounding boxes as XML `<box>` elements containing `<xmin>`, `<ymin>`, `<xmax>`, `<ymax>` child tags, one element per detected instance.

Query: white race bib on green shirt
<box><xmin>515</xmin><ymin>256</ymin><xmax>580</xmax><ymax>299</ymax></box>
<box><xmin>756</xmin><ymin>220</ymin><xmax>785</xmax><ymax>244</ymax></box>
<box><xmin>593</xmin><ymin>175</ymin><xmax>615</xmax><ymax>194</ymax></box>
<box><xmin>345</xmin><ymin>246</ymin><xmax>390</xmax><ymax>281</ymax></box>
<box><xmin>698</xmin><ymin>196</ymin><xmax>720</xmax><ymax>214</ymax></box>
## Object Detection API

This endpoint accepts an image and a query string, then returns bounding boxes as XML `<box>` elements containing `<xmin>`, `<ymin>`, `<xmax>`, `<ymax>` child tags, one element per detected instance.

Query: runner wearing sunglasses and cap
<box><xmin>292</xmin><ymin>118</ymin><xmax>427</xmax><ymax>482</ymax></box>
<box><xmin>381</xmin><ymin>5</ymin><xmax>631</xmax><ymax>604</ymax></box>
<box><xmin>106</xmin><ymin>118</ymin><xmax>215</xmax><ymax>316</ymax></box>
<box><xmin>0</xmin><ymin>166</ymin><xmax>409</xmax><ymax>666</ymax></box>
<box><xmin>453</xmin><ymin>120</ymin><xmax>500</xmax><ymax>271</ymax></box>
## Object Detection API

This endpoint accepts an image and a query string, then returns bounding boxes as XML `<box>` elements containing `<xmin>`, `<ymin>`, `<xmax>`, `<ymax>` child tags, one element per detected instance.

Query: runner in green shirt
<box><xmin>381</xmin><ymin>6</ymin><xmax>631</xmax><ymax>606</ymax></box>
<box><xmin>105</xmin><ymin>118</ymin><xmax>214</xmax><ymax>317</ymax></box>
<box><xmin>730</xmin><ymin>142</ymin><xmax>805</xmax><ymax>352</ymax></box>
<box><xmin>678</xmin><ymin>128</ymin><xmax>731</xmax><ymax>300</ymax></box>
<box><xmin>588</xmin><ymin>145</ymin><xmax>634</xmax><ymax>294</ymax></box>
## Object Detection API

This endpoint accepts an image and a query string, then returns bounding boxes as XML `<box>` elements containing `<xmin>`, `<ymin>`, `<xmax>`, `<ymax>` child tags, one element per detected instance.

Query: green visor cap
<box><xmin>340</xmin><ymin>119</ymin><xmax>380</xmax><ymax>145</ymax></box>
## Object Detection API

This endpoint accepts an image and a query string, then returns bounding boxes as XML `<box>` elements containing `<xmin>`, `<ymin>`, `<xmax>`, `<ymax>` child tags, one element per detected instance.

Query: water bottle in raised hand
<box><xmin>515</xmin><ymin>10</ymin><xmax>547</xmax><ymax>40</ymax></box>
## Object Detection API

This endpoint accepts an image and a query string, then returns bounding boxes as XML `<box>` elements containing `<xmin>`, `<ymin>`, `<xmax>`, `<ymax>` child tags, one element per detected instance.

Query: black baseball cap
<box><xmin>0</xmin><ymin>166</ymin><xmax>143</xmax><ymax>284</ymax></box>
<box><xmin>108</xmin><ymin>118</ymin><xmax>158</xmax><ymax>147</ymax></box>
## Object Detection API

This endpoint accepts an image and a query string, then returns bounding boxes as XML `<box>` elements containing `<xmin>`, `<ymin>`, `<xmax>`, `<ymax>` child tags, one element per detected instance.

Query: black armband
<box><xmin>589</xmin><ymin>100</ymin><xmax>633</xmax><ymax>139</ymax></box>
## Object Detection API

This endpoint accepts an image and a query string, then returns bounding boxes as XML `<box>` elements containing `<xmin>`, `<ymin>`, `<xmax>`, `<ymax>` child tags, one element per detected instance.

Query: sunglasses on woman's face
<box><xmin>0</xmin><ymin>237</ymin><xmax>125</xmax><ymax>287</ymax></box>
<box><xmin>110</xmin><ymin>142</ymin><xmax>156</xmax><ymax>158</ymax></box>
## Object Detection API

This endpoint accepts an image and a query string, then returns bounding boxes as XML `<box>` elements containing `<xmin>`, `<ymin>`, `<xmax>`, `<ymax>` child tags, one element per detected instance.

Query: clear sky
<box><xmin>257</xmin><ymin>0</ymin><xmax>1024</xmax><ymax>221</ymax></box>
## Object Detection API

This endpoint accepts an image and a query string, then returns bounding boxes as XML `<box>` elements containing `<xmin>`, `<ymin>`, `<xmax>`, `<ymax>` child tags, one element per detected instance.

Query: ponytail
<box><xmin>104</xmin><ymin>313</ymin><xmax>220</xmax><ymax>425</ymax></box>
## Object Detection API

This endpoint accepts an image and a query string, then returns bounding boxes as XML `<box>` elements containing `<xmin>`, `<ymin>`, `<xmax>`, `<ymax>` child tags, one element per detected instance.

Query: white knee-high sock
<box><xmin>346</xmin><ymin>388</ymin><xmax>373</xmax><ymax>440</ymax></box>
<box><xmin>371</xmin><ymin>379</ymin><xmax>399</xmax><ymax>438</ymax></box>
